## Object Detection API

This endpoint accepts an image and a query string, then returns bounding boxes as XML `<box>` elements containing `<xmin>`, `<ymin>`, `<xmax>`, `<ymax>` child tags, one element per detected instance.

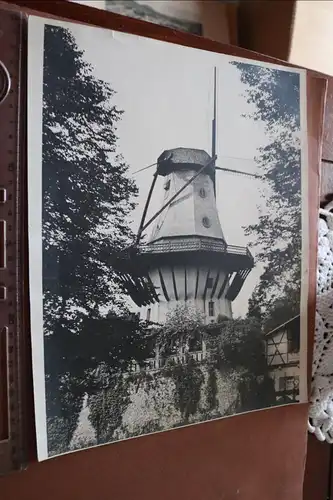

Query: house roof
<box><xmin>265</xmin><ymin>314</ymin><xmax>300</xmax><ymax>338</ymax></box>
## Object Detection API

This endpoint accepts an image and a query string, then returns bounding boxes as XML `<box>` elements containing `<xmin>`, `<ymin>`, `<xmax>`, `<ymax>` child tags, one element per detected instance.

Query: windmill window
<box><xmin>199</xmin><ymin>187</ymin><xmax>206</xmax><ymax>198</ymax></box>
<box><xmin>202</xmin><ymin>216</ymin><xmax>211</xmax><ymax>228</ymax></box>
<box><xmin>146</xmin><ymin>308</ymin><xmax>151</xmax><ymax>321</ymax></box>
<box><xmin>279</xmin><ymin>376</ymin><xmax>298</xmax><ymax>392</ymax></box>
<box><xmin>164</xmin><ymin>179</ymin><xmax>170</xmax><ymax>191</ymax></box>
<box><xmin>208</xmin><ymin>301</ymin><xmax>215</xmax><ymax>316</ymax></box>
<box><xmin>287</xmin><ymin>328</ymin><xmax>300</xmax><ymax>353</ymax></box>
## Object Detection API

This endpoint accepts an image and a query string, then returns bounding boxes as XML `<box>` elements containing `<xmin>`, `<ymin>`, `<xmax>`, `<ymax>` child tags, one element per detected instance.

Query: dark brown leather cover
<box><xmin>0</xmin><ymin>2</ymin><xmax>327</xmax><ymax>499</ymax></box>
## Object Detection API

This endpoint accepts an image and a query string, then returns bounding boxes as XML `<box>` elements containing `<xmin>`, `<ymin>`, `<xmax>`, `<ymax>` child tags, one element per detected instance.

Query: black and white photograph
<box><xmin>28</xmin><ymin>16</ymin><xmax>308</xmax><ymax>460</ymax></box>
<box><xmin>105</xmin><ymin>1</ymin><xmax>203</xmax><ymax>35</ymax></box>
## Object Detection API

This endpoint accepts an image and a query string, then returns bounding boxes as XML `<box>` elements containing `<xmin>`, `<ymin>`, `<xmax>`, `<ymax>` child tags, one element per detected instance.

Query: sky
<box><xmin>50</xmin><ymin>22</ymin><xmax>301</xmax><ymax>317</ymax></box>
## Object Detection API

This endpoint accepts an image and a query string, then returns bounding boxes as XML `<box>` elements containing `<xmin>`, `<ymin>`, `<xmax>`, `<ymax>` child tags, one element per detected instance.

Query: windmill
<box><xmin>112</xmin><ymin>67</ymin><xmax>258</xmax><ymax>324</ymax></box>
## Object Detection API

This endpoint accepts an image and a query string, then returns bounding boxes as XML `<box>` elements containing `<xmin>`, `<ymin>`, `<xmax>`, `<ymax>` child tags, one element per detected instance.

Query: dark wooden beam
<box><xmin>217</xmin><ymin>273</ymin><xmax>229</xmax><ymax>300</ymax></box>
<box><xmin>202</xmin><ymin>270</ymin><xmax>211</xmax><ymax>302</ymax></box>
<box><xmin>211</xmin><ymin>272</ymin><xmax>220</xmax><ymax>299</ymax></box>
<box><xmin>158</xmin><ymin>269</ymin><xmax>169</xmax><ymax>302</ymax></box>
<box><xmin>171</xmin><ymin>267</ymin><xmax>178</xmax><ymax>301</ymax></box>
<box><xmin>195</xmin><ymin>268</ymin><xmax>200</xmax><ymax>299</ymax></box>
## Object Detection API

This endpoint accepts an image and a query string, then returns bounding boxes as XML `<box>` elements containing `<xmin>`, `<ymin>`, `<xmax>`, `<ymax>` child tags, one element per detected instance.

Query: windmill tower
<box><xmin>133</xmin><ymin>68</ymin><xmax>255</xmax><ymax>325</ymax></box>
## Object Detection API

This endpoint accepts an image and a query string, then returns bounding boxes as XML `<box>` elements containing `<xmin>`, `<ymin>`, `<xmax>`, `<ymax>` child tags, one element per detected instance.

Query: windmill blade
<box><xmin>133</xmin><ymin>162</ymin><xmax>157</xmax><ymax>175</ymax></box>
<box><xmin>215</xmin><ymin>166</ymin><xmax>261</xmax><ymax>179</ymax></box>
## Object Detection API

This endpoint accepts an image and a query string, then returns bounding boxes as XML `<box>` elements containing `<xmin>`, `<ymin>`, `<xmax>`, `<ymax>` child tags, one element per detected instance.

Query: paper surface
<box><xmin>27</xmin><ymin>15</ymin><xmax>309</xmax><ymax>460</ymax></box>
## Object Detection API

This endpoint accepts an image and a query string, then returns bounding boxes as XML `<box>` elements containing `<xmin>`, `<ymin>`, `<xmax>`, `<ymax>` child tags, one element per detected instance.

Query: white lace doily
<box><xmin>308</xmin><ymin>204</ymin><xmax>333</xmax><ymax>442</ymax></box>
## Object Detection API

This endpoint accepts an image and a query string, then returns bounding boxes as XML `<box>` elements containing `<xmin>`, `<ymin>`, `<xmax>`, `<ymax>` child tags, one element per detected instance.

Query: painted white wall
<box><xmin>290</xmin><ymin>0</ymin><xmax>333</xmax><ymax>76</ymax></box>
<box><xmin>141</xmin><ymin>294</ymin><xmax>232</xmax><ymax>325</ymax></box>
<box><xmin>150</xmin><ymin>171</ymin><xmax>224</xmax><ymax>241</ymax></box>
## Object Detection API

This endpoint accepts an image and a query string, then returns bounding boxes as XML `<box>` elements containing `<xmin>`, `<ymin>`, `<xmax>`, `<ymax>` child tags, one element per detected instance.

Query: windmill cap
<box><xmin>157</xmin><ymin>147</ymin><xmax>215</xmax><ymax>177</ymax></box>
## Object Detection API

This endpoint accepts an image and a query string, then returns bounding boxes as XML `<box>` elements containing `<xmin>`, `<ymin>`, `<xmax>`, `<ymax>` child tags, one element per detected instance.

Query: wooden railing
<box><xmin>140</xmin><ymin>237</ymin><xmax>253</xmax><ymax>261</ymax></box>
<box><xmin>129</xmin><ymin>350</ymin><xmax>205</xmax><ymax>373</ymax></box>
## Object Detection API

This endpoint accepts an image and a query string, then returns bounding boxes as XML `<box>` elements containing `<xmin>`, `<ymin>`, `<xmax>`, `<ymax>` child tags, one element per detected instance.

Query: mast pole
<box><xmin>212</xmin><ymin>66</ymin><xmax>217</xmax><ymax>196</ymax></box>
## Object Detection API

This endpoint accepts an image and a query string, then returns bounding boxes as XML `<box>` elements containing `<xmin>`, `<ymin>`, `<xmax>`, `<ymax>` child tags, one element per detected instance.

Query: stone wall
<box><xmin>70</xmin><ymin>364</ymin><xmax>240</xmax><ymax>450</ymax></box>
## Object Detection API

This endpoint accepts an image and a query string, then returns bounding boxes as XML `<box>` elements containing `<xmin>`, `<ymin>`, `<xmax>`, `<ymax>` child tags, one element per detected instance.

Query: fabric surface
<box><xmin>309</xmin><ymin>203</ymin><xmax>333</xmax><ymax>442</ymax></box>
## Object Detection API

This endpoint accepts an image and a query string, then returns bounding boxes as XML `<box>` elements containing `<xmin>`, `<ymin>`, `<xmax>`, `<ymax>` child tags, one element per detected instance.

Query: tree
<box><xmin>209</xmin><ymin>317</ymin><xmax>265</xmax><ymax>373</ymax></box>
<box><xmin>231</xmin><ymin>62</ymin><xmax>302</xmax><ymax>318</ymax></box>
<box><xmin>42</xmin><ymin>25</ymin><xmax>149</xmax><ymax>452</ymax></box>
<box><xmin>88</xmin><ymin>372</ymin><xmax>130</xmax><ymax>444</ymax></box>
<box><xmin>46</xmin><ymin>374</ymin><xmax>84</xmax><ymax>456</ymax></box>
<box><xmin>43</xmin><ymin>26</ymin><xmax>138</xmax><ymax>311</ymax></box>
<box><xmin>208</xmin><ymin>317</ymin><xmax>275</xmax><ymax>411</ymax></box>
<box><xmin>262</xmin><ymin>286</ymin><xmax>299</xmax><ymax>333</ymax></box>
<box><xmin>156</xmin><ymin>303</ymin><xmax>205</xmax><ymax>355</ymax></box>
<box><xmin>164</xmin><ymin>358</ymin><xmax>204</xmax><ymax>424</ymax></box>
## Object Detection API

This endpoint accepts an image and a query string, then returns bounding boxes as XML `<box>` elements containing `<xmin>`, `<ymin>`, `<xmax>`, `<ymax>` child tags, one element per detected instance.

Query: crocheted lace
<box><xmin>308</xmin><ymin>204</ymin><xmax>333</xmax><ymax>442</ymax></box>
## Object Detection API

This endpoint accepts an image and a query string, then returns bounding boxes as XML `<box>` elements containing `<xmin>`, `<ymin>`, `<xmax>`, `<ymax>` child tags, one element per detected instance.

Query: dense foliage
<box><xmin>231</xmin><ymin>62</ymin><xmax>302</xmax><ymax>328</ymax></box>
<box><xmin>42</xmin><ymin>25</ymin><xmax>150</xmax><ymax>454</ymax></box>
